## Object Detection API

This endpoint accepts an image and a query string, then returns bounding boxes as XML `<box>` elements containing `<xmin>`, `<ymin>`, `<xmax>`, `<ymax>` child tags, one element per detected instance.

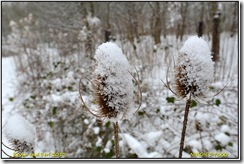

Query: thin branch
<box><xmin>129</xmin><ymin>67</ymin><xmax>142</xmax><ymax>113</ymax></box>
<box><xmin>213</xmin><ymin>83</ymin><xmax>228</xmax><ymax>97</ymax></box>
<box><xmin>161</xmin><ymin>63</ymin><xmax>178</xmax><ymax>96</ymax></box>
<box><xmin>78</xmin><ymin>75</ymin><xmax>101</xmax><ymax>118</ymax></box>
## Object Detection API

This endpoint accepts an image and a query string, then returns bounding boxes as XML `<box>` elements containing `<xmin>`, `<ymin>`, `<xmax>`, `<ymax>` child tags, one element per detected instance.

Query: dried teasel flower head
<box><xmin>92</xmin><ymin>42</ymin><xmax>134</xmax><ymax>122</ymax></box>
<box><xmin>3</xmin><ymin>114</ymin><xmax>36</xmax><ymax>154</ymax></box>
<box><xmin>174</xmin><ymin>36</ymin><xmax>214</xmax><ymax>99</ymax></box>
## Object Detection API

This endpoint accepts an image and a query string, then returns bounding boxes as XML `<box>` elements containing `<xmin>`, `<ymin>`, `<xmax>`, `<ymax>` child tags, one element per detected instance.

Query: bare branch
<box><xmin>78</xmin><ymin>75</ymin><xmax>101</xmax><ymax>118</ymax></box>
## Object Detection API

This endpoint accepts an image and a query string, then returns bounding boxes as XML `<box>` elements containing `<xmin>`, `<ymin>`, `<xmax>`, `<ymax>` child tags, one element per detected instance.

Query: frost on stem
<box><xmin>174</xmin><ymin>36</ymin><xmax>214</xmax><ymax>99</ymax></box>
<box><xmin>92</xmin><ymin>42</ymin><xmax>134</xmax><ymax>122</ymax></box>
<box><xmin>3</xmin><ymin>114</ymin><xmax>36</xmax><ymax>155</ymax></box>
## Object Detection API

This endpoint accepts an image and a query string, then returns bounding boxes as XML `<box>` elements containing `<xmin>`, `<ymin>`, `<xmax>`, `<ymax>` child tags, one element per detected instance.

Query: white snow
<box><xmin>123</xmin><ymin>133</ymin><xmax>157</xmax><ymax>158</ymax></box>
<box><xmin>2</xmin><ymin>57</ymin><xmax>16</xmax><ymax>106</ymax></box>
<box><xmin>84</xmin><ymin>119</ymin><xmax>89</xmax><ymax>125</ymax></box>
<box><xmin>203</xmin><ymin>140</ymin><xmax>213</xmax><ymax>150</ymax></box>
<box><xmin>95</xmin><ymin>137</ymin><xmax>102</xmax><ymax>147</ymax></box>
<box><xmin>93</xmin><ymin>127</ymin><xmax>100</xmax><ymax>134</ymax></box>
<box><xmin>94</xmin><ymin>42</ymin><xmax>134</xmax><ymax>122</ymax></box>
<box><xmin>123</xmin><ymin>133</ymin><xmax>147</xmax><ymax>157</ymax></box>
<box><xmin>221</xmin><ymin>125</ymin><xmax>231</xmax><ymax>133</ymax></box>
<box><xmin>3</xmin><ymin>114</ymin><xmax>36</xmax><ymax>145</ymax></box>
<box><xmin>143</xmin><ymin>131</ymin><xmax>163</xmax><ymax>146</ymax></box>
<box><xmin>104</xmin><ymin>140</ymin><xmax>112</xmax><ymax>153</ymax></box>
<box><xmin>87</xmin><ymin>15</ymin><xmax>101</xmax><ymax>28</ymax></box>
<box><xmin>214</xmin><ymin>133</ymin><xmax>231</xmax><ymax>146</ymax></box>
<box><xmin>188</xmin><ymin>140</ymin><xmax>201</xmax><ymax>150</ymax></box>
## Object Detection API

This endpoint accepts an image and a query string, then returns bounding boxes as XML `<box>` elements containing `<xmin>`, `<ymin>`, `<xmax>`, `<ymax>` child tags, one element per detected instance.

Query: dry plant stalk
<box><xmin>164</xmin><ymin>36</ymin><xmax>216</xmax><ymax>158</ymax></box>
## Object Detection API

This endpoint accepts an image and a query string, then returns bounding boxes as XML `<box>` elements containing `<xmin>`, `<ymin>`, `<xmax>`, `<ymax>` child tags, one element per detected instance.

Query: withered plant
<box><xmin>163</xmin><ymin>36</ymin><xmax>223</xmax><ymax>158</ymax></box>
<box><xmin>79</xmin><ymin>42</ymin><xmax>141</xmax><ymax>158</ymax></box>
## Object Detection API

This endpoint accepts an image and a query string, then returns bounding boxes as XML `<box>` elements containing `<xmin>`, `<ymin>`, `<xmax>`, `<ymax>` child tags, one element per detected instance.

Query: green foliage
<box><xmin>215</xmin><ymin>99</ymin><xmax>221</xmax><ymax>106</ymax></box>
<box><xmin>190</xmin><ymin>100</ymin><xmax>197</xmax><ymax>108</ymax></box>
<box><xmin>166</xmin><ymin>97</ymin><xmax>175</xmax><ymax>103</ymax></box>
<box><xmin>209</xmin><ymin>86</ymin><xmax>215</xmax><ymax>91</ymax></box>
<box><xmin>48</xmin><ymin>121</ymin><xmax>54</xmax><ymax>128</ymax></box>
<box><xmin>228</xmin><ymin>142</ymin><xmax>233</xmax><ymax>147</ymax></box>
<box><xmin>138</xmin><ymin>111</ymin><xmax>145</xmax><ymax>116</ymax></box>
<box><xmin>128</xmin><ymin>153</ymin><xmax>138</xmax><ymax>158</ymax></box>
<box><xmin>215</xmin><ymin>144</ymin><xmax>223</xmax><ymax>151</ymax></box>
<box><xmin>52</xmin><ymin>106</ymin><xmax>57</xmax><ymax>115</ymax></box>
<box><xmin>53</xmin><ymin>61</ymin><xmax>62</xmax><ymax>68</ymax></box>
<box><xmin>30</xmin><ymin>95</ymin><xmax>36</xmax><ymax>99</ymax></box>
<box><xmin>9</xmin><ymin>97</ymin><xmax>14</xmax><ymax>102</ymax></box>
<box><xmin>96</xmin><ymin>146</ymin><xmax>102</xmax><ymax>152</ymax></box>
<box><xmin>105</xmin><ymin>151</ymin><xmax>113</xmax><ymax>158</ymax></box>
<box><xmin>67</xmin><ymin>86</ymin><xmax>73</xmax><ymax>91</ymax></box>
<box><xmin>111</xmin><ymin>140</ymin><xmax>115</xmax><ymax>147</ymax></box>
<box><xmin>105</xmin><ymin>121</ymin><xmax>110</xmax><ymax>128</ymax></box>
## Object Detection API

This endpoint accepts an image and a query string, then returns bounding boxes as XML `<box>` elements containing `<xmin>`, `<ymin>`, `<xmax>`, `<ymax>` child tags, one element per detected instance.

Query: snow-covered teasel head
<box><xmin>92</xmin><ymin>42</ymin><xmax>134</xmax><ymax>122</ymax></box>
<box><xmin>174</xmin><ymin>36</ymin><xmax>214</xmax><ymax>99</ymax></box>
<box><xmin>3</xmin><ymin>114</ymin><xmax>36</xmax><ymax>154</ymax></box>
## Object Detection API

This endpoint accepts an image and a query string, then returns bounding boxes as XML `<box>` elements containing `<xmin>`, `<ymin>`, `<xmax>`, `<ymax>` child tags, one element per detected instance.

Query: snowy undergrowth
<box><xmin>2</xmin><ymin>30</ymin><xmax>238</xmax><ymax>158</ymax></box>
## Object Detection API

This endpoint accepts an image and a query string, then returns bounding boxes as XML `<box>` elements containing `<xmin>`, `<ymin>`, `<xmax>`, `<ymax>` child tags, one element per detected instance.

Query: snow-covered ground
<box><xmin>2</xmin><ymin>56</ymin><xmax>17</xmax><ymax>158</ymax></box>
<box><xmin>1</xmin><ymin>33</ymin><xmax>239</xmax><ymax>159</ymax></box>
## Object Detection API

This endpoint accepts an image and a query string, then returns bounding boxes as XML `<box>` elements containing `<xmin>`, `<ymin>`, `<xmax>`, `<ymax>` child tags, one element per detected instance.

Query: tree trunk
<box><xmin>151</xmin><ymin>2</ymin><xmax>161</xmax><ymax>44</ymax></box>
<box><xmin>212</xmin><ymin>11</ymin><xmax>221</xmax><ymax>62</ymax></box>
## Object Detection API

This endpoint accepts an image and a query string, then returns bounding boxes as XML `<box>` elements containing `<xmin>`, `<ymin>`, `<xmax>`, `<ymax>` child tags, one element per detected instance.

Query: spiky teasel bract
<box><xmin>8</xmin><ymin>139</ymin><xmax>35</xmax><ymax>155</ymax></box>
<box><xmin>173</xmin><ymin>36</ymin><xmax>214</xmax><ymax>100</ymax></box>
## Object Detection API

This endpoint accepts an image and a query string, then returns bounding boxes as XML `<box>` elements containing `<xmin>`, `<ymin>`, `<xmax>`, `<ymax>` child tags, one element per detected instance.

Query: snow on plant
<box><xmin>79</xmin><ymin>42</ymin><xmax>141</xmax><ymax>158</ymax></box>
<box><xmin>2</xmin><ymin>114</ymin><xmax>36</xmax><ymax>158</ymax></box>
<box><xmin>174</xmin><ymin>36</ymin><xmax>214</xmax><ymax>100</ymax></box>
<box><xmin>164</xmin><ymin>36</ymin><xmax>215</xmax><ymax>158</ymax></box>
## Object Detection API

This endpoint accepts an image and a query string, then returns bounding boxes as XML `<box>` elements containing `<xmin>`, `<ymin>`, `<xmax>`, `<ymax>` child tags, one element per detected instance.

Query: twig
<box><xmin>113</xmin><ymin>122</ymin><xmax>120</xmax><ymax>158</ymax></box>
<box><xmin>129</xmin><ymin>67</ymin><xmax>142</xmax><ymax>113</ymax></box>
<box><xmin>78</xmin><ymin>75</ymin><xmax>101</xmax><ymax>118</ymax></box>
<box><xmin>213</xmin><ymin>83</ymin><xmax>228</xmax><ymax>97</ymax></box>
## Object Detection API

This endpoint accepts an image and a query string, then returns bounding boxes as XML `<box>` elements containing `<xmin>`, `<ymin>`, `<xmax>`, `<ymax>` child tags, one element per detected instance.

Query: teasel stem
<box><xmin>113</xmin><ymin>122</ymin><xmax>120</xmax><ymax>158</ymax></box>
<box><xmin>179</xmin><ymin>93</ymin><xmax>192</xmax><ymax>158</ymax></box>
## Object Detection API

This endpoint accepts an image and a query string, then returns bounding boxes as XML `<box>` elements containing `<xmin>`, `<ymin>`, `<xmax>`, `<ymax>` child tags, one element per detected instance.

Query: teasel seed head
<box><xmin>3</xmin><ymin>114</ymin><xmax>36</xmax><ymax>155</ymax></box>
<box><xmin>174</xmin><ymin>36</ymin><xmax>214</xmax><ymax>99</ymax></box>
<box><xmin>92</xmin><ymin>42</ymin><xmax>134</xmax><ymax>122</ymax></box>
